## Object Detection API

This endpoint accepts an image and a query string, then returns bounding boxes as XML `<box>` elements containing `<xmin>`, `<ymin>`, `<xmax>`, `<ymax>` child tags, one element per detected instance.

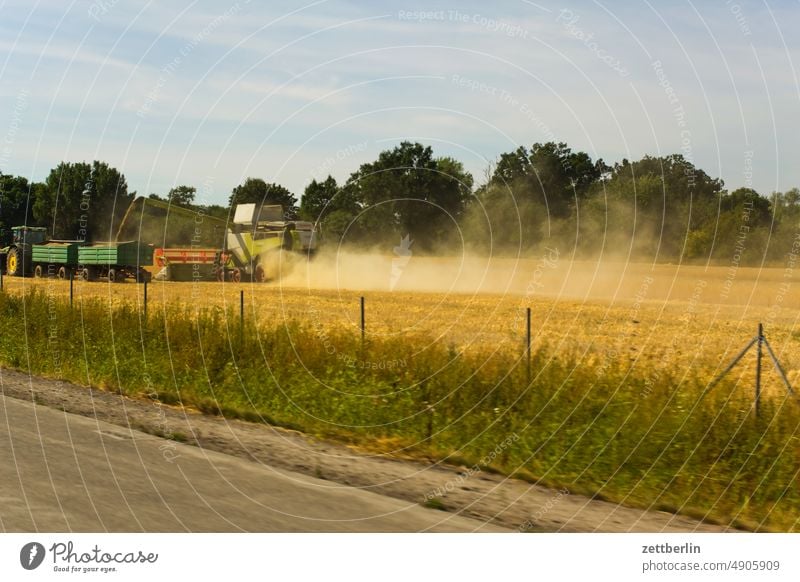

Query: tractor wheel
<box><xmin>57</xmin><ymin>267</ymin><xmax>67</xmax><ymax>280</ymax></box>
<box><xmin>6</xmin><ymin>248</ymin><xmax>21</xmax><ymax>277</ymax></box>
<box><xmin>253</xmin><ymin>263</ymin><xmax>267</xmax><ymax>283</ymax></box>
<box><xmin>34</xmin><ymin>265</ymin><xmax>43</xmax><ymax>278</ymax></box>
<box><xmin>81</xmin><ymin>268</ymin><xmax>90</xmax><ymax>281</ymax></box>
<box><xmin>215</xmin><ymin>267</ymin><xmax>225</xmax><ymax>282</ymax></box>
<box><xmin>231</xmin><ymin>268</ymin><xmax>241</xmax><ymax>283</ymax></box>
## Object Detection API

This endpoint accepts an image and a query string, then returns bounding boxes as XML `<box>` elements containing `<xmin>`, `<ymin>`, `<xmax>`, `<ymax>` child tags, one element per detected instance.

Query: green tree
<box><xmin>490</xmin><ymin>142</ymin><xmax>607</xmax><ymax>218</ymax></box>
<box><xmin>783</xmin><ymin>187</ymin><xmax>800</xmax><ymax>209</ymax></box>
<box><xmin>596</xmin><ymin>155</ymin><xmax>723</xmax><ymax>261</ymax></box>
<box><xmin>300</xmin><ymin>176</ymin><xmax>340</xmax><ymax>222</ymax></box>
<box><xmin>435</xmin><ymin>156</ymin><xmax>474</xmax><ymax>210</ymax></box>
<box><xmin>705</xmin><ymin>187</ymin><xmax>772</xmax><ymax>263</ymax></box>
<box><xmin>343</xmin><ymin>142</ymin><xmax>473</xmax><ymax>249</ymax></box>
<box><xmin>320</xmin><ymin>208</ymin><xmax>359</xmax><ymax>241</ymax></box>
<box><xmin>462</xmin><ymin>182</ymin><xmax>537</xmax><ymax>253</ymax></box>
<box><xmin>167</xmin><ymin>185</ymin><xmax>196</xmax><ymax>208</ymax></box>
<box><xmin>33</xmin><ymin>161</ymin><xmax>132</xmax><ymax>240</ymax></box>
<box><xmin>0</xmin><ymin>173</ymin><xmax>36</xmax><ymax>243</ymax></box>
<box><xmin>766</xmin><ymin>188</ymin><xmax>800</xmax><ymax>263</ymax></box>
<box><xmin>470</xmin><ymin>142</ymin><xmax>606</xmax><ymax>253</ymax></box>
<box><xmin>229</xmin><ymin>178</ymin><xmax>298</xmax><ymax>218</ymax></box>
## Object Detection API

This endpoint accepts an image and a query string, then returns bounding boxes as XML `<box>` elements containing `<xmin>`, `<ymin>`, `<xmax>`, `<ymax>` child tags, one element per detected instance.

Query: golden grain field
<box><xmin>5</xmin><ymin>253</ymin><xmax>799</xmax><ymax>390</ymax></box>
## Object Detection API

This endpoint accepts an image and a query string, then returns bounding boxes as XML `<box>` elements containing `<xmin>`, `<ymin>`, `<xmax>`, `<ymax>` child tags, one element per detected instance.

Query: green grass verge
<box><xmin>1</xmin><ymin>289</ymin><xmax>798</xmax><ymax>531</ymax></box>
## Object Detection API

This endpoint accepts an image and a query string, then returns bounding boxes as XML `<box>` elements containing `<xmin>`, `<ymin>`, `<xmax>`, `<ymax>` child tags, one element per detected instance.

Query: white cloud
<box><xmin>0</xmin><ymin>38</ymin><xmax>135</xmax><ymax>70</ymax></box>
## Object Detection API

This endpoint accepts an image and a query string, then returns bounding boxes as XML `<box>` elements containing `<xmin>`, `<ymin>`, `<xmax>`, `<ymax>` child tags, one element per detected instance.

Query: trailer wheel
<box><xmin>57</xmin><ymin>267</ymin><xmax>67</xmax><ymax>280</ymax></box>
<box><xmin>231</xmin><ymin>268</ymin><xmax>241</xmax><ymax>283</ymax></box>
<box><xmin>215</xmin><ymin>267</ymin><xmax>225</xmax><ymax>282</ymax></box>
<box><xmin>108</xmin><ymin>268</ymin><xmax>119</xmax><ymax>283</ymax></box>
<box><xmin>81</xmin><ymin>267</ymin><xmax>97</xmax><ymax>282</ymax></box>
<box><xmin>34</xmin><ymin>265</ymin><xmax>43</xmax><ymax>278</ymax></box>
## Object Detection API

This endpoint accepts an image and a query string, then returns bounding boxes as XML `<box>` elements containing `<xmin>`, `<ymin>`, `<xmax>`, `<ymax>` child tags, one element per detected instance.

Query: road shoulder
<box><xmin>0</xmin><ymin>366</ymin><xmax>732</xmax><ymax>532</ymax></box>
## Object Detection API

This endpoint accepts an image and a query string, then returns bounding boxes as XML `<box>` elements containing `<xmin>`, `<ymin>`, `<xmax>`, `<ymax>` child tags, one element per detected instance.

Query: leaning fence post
<box><xmin>704</xmin><ymin>323</ymin><xmax>796</xmax><ymax>414</ymax></box>
<box><xmin>240</xmin><ymin>289</ymin><xmax>245</xmax><ymax>345</ymax></box>
<box><xmin>755</xmin><ymin>323</ymin><xmax>763</xmax><ymax>417</ymax></box>
<box><xmin>762</xmin><ymin>336</ymin><xmax>796</xmax><ymax>397</ymax></box>
<box><xmin>0</xmin><ymin>268</ymin><xmax>3</xmax><ymax>291</ymax></box>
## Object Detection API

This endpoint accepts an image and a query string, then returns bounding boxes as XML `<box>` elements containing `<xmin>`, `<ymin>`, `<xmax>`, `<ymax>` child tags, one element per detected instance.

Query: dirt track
<box><xmin>0</xmin><ymin>366</ymin><xmax>734</xmax><ymax>532</ymax></box>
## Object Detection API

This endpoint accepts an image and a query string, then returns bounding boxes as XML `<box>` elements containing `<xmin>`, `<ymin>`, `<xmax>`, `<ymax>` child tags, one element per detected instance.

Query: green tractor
<box><xmin>0</xmin><ymin>226</ymin><xmax>48</xmax><ymax>277</ymax></box>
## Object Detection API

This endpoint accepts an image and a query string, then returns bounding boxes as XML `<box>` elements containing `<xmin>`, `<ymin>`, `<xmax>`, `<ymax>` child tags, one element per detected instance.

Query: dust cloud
<box><xmin>278</xmin><ymin>247</ymin><xmax>798</xmax><ymax>310</ymax></box>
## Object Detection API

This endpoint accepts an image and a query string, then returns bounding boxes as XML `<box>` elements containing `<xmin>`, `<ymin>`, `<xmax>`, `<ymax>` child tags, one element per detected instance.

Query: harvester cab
<box><xmin>1</xmin><ymin>226</ymin><xmax>48</xmax><ymax>276</ymax></box>
<box><xmin>223</xmin><ymin>203</ymin><xmax>318</xmax><ymax>282</ymax></box>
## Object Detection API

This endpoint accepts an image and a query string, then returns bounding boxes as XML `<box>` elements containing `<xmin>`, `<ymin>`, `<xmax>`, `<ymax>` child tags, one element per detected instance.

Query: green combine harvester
<box><xmin>117</xmin><ymin>196</ymin><xmax>318</xmax><ymax>282</ymax></box>
<box><xmin>223</xmin><ymin>203</ymin><xmax>318</xmax><ymax>282</ymax></box>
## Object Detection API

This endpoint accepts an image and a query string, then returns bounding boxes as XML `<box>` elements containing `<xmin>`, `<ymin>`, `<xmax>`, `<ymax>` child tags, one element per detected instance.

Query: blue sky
<box><xmin>0</xmin><ymin>0</ymin><xmax>798</xmax><ymax>205</ymax></box>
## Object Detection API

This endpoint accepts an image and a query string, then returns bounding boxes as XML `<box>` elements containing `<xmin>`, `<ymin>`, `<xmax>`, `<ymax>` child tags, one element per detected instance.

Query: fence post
<box><xmin>704</xmin><ymin>323</ymin><xmax>796</xmax><ymax>414</ymax></box>
<box><xmin>240</xmin><ymin>289</ymin><xmax>244</xmax><ymax>345</ymax></box>
<box><xmin>360</xmin><ymin>296</ymin><xmax>365</xmax><ymax>344</ymax></box>
<box><xmin>526</xmin><ymin>307</ymin><xmax>531</xmax><ymax>383</ymax></box>
<box><xmin>0</xmin><ymin>268</ymin><xmax>3</xmax><ymax>291</ymax></box>
<box><xmin>755</xmin><ymin>322</ymin><xmax>763</xmax><ymax>417</ymax></box>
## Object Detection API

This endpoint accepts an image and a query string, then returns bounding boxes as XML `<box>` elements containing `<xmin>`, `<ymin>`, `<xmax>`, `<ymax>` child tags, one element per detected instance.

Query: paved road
<box><xmin>0</xmin><ymin>395</ymin><xmax>503</xmax><ymax>532</ymax></box>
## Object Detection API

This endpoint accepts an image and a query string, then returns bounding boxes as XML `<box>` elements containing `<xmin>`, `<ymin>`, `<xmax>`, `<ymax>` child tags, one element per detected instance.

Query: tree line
<box><xmin>2</xmin><ymin>141</ymin><xmax>798</xmax><ymax>265</ymax></box>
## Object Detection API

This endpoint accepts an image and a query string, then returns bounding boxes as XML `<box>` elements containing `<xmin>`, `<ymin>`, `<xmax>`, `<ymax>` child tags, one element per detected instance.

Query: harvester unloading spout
<box><xmin>115</xmin><ymin>196</ymin><xmax>229</xmax><ymax>245</ymax></box>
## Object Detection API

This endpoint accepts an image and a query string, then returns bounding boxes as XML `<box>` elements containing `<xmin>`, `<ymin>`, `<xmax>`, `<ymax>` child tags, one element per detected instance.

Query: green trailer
<box><xmin>77</xmin><ymin>241</ymin><xmax>154</xmax><ymax>283</ymax></box>
<box><xmin>31</xmin><ymin>241</ymin><xmax>82</xmax><ymax>279</ymax></box>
